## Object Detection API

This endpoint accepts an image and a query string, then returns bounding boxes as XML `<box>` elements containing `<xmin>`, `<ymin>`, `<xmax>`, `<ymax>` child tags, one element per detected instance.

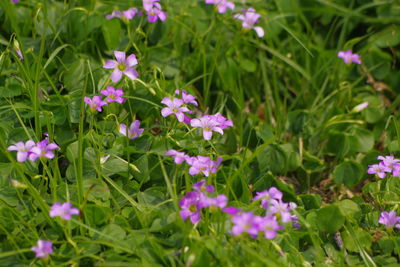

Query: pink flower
<box><xmin>101</xmin><ymin>86</ymin><xmax>125</xmax><ymax>103</ymax></box>
<box><xmin>106</xmin><ymin>8</ymin><xmax>142</xmax><ymax>20</ymax></box>
<box><xmin>205</xmin><ymin>0</ymin><xmax>235</xmax><ymax>14</ymax></box>
<box><xmin>165</xmin><ymin>149</ymin><xmax>187</xmax><ymax>164</ymax></box>
<box><xmin>7</xmin><ymin>140</ymin><xmax>35</xmax><ymax>162</ymax></box>
<box><xmin>29</xmin><ymin>139</ymin><xmax>60</xmax><ymax>162</ymax></box>
<box><xmin>119</xmin><ymin>120</ymin><xmax>144</xmax><ymax>140</ymax></box>
<box><xmin>190</xmin><ymin>115</ymin><xmax>224</xmax><ymax>140</ymax></box>
<box><xmin>231</xmin><ymin>212</ymin><xmax>259</xmax><ymax>238</ymax></box>
<box><xmin>337</xmin><ymin>50</ymin><xmax>361</xmax><ymax>64</ymax></box>
<box><xmin>145</xmin><ymin>2</ymin><xmax>167</xmax><ymax>23</ymax></box>
<box><xmin>161</xmin><ymin>97</ymin><xmax>191</xmax><ymax>122</ymax></box>
<box><xmin>368</xmin><ymin>162</ymin><xmax>391</xmax><ymax>179</ymax></box>
<box><xmin>379</xmin><ymin>211</ymin><xmax>400</xmax><ymax>228</ymax></box>
<box><xmin>179</xmin><ymin>191</ymin><xmax>204</xmax><ymax>224</ymax></box>
<box><xmin>193</xmin><ymin>179</ymin><xmax>215</xmax><ymax>193</ymax></box>
<box><xmin>187</xmin><ymin>155</ymin><xmax>222</xmax><ymax>177</ymax></box>
<box><xmin>103</xmin><ymin>51</ymin><xmax>139</xmax><ymax>83</ymax></box>
<box><xmin>175</xmin><ymin>89</ymin><xmax>198</xmax><ymax>106</ymax></box>
<box><xmin>84</xmin><ymin>96</ymin><xmax>107</xmax><ymax>112</ymax></box>
<box><xmin>234</xmin><ymin>8</ymin><xmax>264</xmax><ymax>38</ymax></box>
<box><xmin>31</xmin><ymin>240</ymin><xmax>53</xmax><ymax>258</ymax></box>
<box><xmin>50</xmin><ymin>202</ymin><xmax>80</xmax><ymax>220</ymax></box>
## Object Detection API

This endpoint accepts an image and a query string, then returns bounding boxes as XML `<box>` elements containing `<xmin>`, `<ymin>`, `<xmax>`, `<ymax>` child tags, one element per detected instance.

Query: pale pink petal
<box><xmin>119</xmin><ymin>124</ymin><xmax>127</xmax><ymax>136</ymax></box>
<box><xmin>161</xmin><ymin>107</ymin><xmax>173</xmax><ymax>117</ymax></box>
<box><xmin>114</xmin><ymin>51</ymin><xmax>126</xmax><ymax>63</ymax></box>
<box><xmin>17</xmin><ymin>152</ymin><xmax>28</xmax><ymax>162</ymax></box>
<box><xmin>161</xmin><ymin>97</ymin><xmax>173</xmax><ymax>106</ymax></box>
<box><xmin>253</xmin><ymin>26</ymin><xmax>264</xmax><ymax>37</ymax></box>
<box><xmin>123</xmin><ymin>68</ymin><xmax>139</xmax><ymax>81</ymax></box>
<box><xmin>110</xmin><ymin>69</ymin><xmax>123</xmax><ymax>83</ymax></box>
<box><xmin>190</xmin><ymin>118</ymin><xmax>202</xmax><ymax>127</ymax></box>
<box><xmin>176</xmin><ymin>112</ymin><xmax>185</xmax><ymax>122</ymax></box>
<box><xmin>103</xmin><ymin>60</ymin><xmax>118</xmax><ymax>69</ymax></box>
<box><xmin>203</xmin><ymin>130</ymin><xmax>213</xmax><ymax>140</ymax></box>
<box><xmin>126</xmin><ymin>54</ymin><xmax>138</xmax><ymax>67</ymax></box>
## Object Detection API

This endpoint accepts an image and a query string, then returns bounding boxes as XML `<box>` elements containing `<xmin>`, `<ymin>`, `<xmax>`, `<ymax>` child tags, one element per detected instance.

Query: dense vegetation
<box><xmin>0</xmin><ymin>0</ymin><xmax>400</xmax><ymax>266</ymax></box>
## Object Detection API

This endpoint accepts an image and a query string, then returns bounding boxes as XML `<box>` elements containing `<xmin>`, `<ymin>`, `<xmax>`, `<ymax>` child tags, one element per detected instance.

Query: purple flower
<box><xmin>337</xmin><ymin>50</ymin><xmax>362</xmax><ymax>64</ymax></box>
<box><xmin>179</xmin><ymin>191</ymin><xmax>204</xmax><ymax>224</ymax></box>
<box><xmin>193</xmin><ymin>179</ymin><xmax>215</xmax><ymax>193</ymax></box>
<box><xmin>231</xmin><ymin>212</ymin><xmax>259</xmax><ymax>238</ymax></box>
<box><xmin>379</xmin><ymin>211</ymin><xmax>400</xmax><ymax>228</ymax></box>
<box><xmin>101</xmin><ymin>86</ymin><xmax>125</xmax><ymax>103</ymax></box>
<box><xmin>190</xmin><ymin>115</ymin><xmax>224</xmax><ymax>140</ymax></box>
<box><xmin>267</xmin><ymin>200</ymin><xmax>293</xmax><ymax>223</ymax></box>
<box><xmin>187</xmin><ymin>156</ymin><xmax>221</xmax><ymax>177</ymax></box>
<box><xmin>145</xmin><ymin>2</ymin><xmax>167</xmax><ymax>23</ymax></box>
<box><xmin>378</xmin><ymin>155</ymin><xmax>400</xmax><ymax>169</ymax></box>
<box><xmin>106</xmin><ymin>8</ymin><xmax>141</xmax><ymax>20</ymax></box>
<box><xmin>223</xmin><ymin>206</ymin><xmax>242</xmax><ymax>216</ymax></box>
<box><xmin>234</xmin><ymin>8</ymin><xmax>264</xmax><ymax>38</ymax></box>
<box><xmin>368</xmin><ymin>163</ymin><xmax>391</xmax><ymax>179</ymax></box>
<box><xmin>84</xmin><ymin>96</ymin><xmax>107</xmax><ymax>112</ymax></box>
<box><xmin>165</xmin><ymin>149</ymin><xmax>187</xmax><ymax>164</ymax></box>
<box><xmin>7</xmin><ymin>140</ymin><xmax>35</xmax><ymax>162</ymax></box>
<box><xmin>50</xmin><ymin>202</ymin><xmax>80</xmax><ymax>220</ymax></box>
<box><xmin>175</xmin><ymin>89</ymin><xmax>198</xmax><ymax>106</ymax></box>
<box><xmin>103</xmin><ymin>51</ymin><xmax>139</xmax><ymax>83</ymax></box>
<box><xmin>29</xmin><ymin>139</ymin><xmax>60</xmax><ymax>162</ymax></box>
<box><xmin>119</xmin><ymin>120</ymin><xmax>144</xmax><ymax>140</ymax></box>
<box><xmin>12</xmin><ymin>0</ymin><xmax>19</xmax><ymax>3</ymax></box>
<box><xmin>213</xmin><ymin>113</ymin><xmax>233</xmax><ymax>129</ymax></box>
<box><xmin>204</xmin><ymin>194</ymin><xmax>228</xmax><ymax>208</ymax></box>
<box><xmin>257</xmin><ymin>216</ymin><xmax>281</xmax><ymax>239</ymax></box>
<box><xmin>31</xmin><ymin>240</ymin><xmax>53</xmax><ymax>258</ymax></box>
<box><xmin>205</xmin><ymin>0</ymin><xmax>235</xmax><ymax>13</ymax></box>
<box><xmin>143</xmin><ymin>0</ymin><xmax>159</xmax><ymax>11</ymax></box>
<box><xmin>253</xmin><ymin>187</ymin><xmax>283</xmax><ymax>209</ymax></box>
<box><xmin>161</xmin><ymin>97</ymin><xmax>191</xmax><ymax>122</ymax></box>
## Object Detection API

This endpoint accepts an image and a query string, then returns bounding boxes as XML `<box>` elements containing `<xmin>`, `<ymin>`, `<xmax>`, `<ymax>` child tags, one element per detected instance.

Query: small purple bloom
<box><xmin>7</xmin><ymin>140</ymin><xmax>35</xmax><ymax>162</ymax></box>
<box><xmin>103</xmin><ymin>51</ymin><xmax>139</xmax><ymax>83</ymax></box>
<box><xmin>179</xmin><ymin>191</ymin><xmax>203</xmax><ymax>224</ymax></box>
<box><xmin>101</xmin><ymin>86</ymin><xmax>125</xmax><ymax>104</ymax></box>
<box><xmin>259</xmin><ymin>216</ymin><xmax>281</xmax><ymax>239</ymax></box>
<box><xmin>50</xmin><ymin>202</ymin><xmax>80</xmax><ymax>220</ymax></box>
<box><xmin>143</xmin><ymin>0</ymin><xmax>159</xmax><ymax>11</ymax></box>
<box><xmin>106</xmin><ymin>8</ymin><xmax>141</xmax><ymax>20</ymax></box>
<box><xmin>165</xmin><ymin>149</ymin><xmax>187</xmax><ymax>164</ymax></box>
<box><xmin>187</xmin><ymin>156</ymin><xmax>221</xmax><ymax>177</ymax></box>
<box><xmin>223</xmin><ymin>206</ymin><xmax>242</xmax><ymax>216</ymax></box>
<box><xmin>190</xmin><ymin>115</ymin><xmax>224</xmax><ymax>140</ymax></box>
<box><xmin>379</xmin><ymin>211</ymin><xmax>400</xmax><ymax>228</ymax></box>
<box><xmin>337</xmin><ymin>50</ymin><xmax>362</xmax><ymax>64</ymax></box>
<box><xmin>234</xmin><ymin>8</ymin><xmax>264</xmax><ymax>38</ymax></box>
<box><xmin>393</xmin><ymin>164</ymin><xmax>400</xmax><ymax>177</ymax></box>
<box><xmin>205</xmin><ymin>0</ymin><xmax>235</xmax><ymax>14</ymax></box>
<box><xmin>253</xmin><ymin>187</ymin><xmax>283</xmax><ymax>209</ymax></box>
<box><xmin>145</xmin><ymin>2</ymin><xmax>167</xmax><ymax>23</ymax></box>
<box><xmin>175</xmin><ymin>89</ymin><xmax>198</xmax><ymax>106</ymax></box>
<box><xmin>119</xmin><ymin>120</ymin><xmax>144</xmax><ymax>140</ymax></box>
<box><xmin>161</xmin><ymin>97</ymin><xmax>191</xmax><ymax>122</ymax></box>
<box><xmin>231</xmin><ymin>211</ymin><xmax>259</xmax><ymax>238</ymax></box>
<box><xmin>204</xmin><ymin>194</ymin><xmax>228</xmax><ymax>208</ymax></box>
<box><xmin>193</xmin><ymin>179</ymin><xmax>215</xmax><ymax>193</ymax></box>
<box><xmin>213</xmin><ymin>113</ymin><xmax>233</xmax><ymax>129</ymax></box>
<box><xmin>84</xmin><ymin>96</ymin><xmax>107</xmax><ymax>112</ymax></box>
<box><xmin>29</xmin><ymin>139</ymin><xmax>60</xmax><ymax>162</ymax></box>
<box><xmin>378</xmin><ymin>155</ymin><xmax>400</xmax><ymax>169</ymax></box>
<box><xmin>267</xmin><ymin>200</ymin><xmax>293</xmax><ymax>223</ymax></box>
<box><xmin>31</xmin><ymin>240</ymin><xmax>53</xmax><ymax>258</ymax></box>
<box><xmin>368</xmin><ymin>163</ymin><xmax>391</xmax><ymax>179</ymax></box>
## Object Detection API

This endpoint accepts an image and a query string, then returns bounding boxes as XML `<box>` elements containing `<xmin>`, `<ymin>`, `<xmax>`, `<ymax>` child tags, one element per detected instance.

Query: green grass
<box><xmin>0</xmin><ymin>0</ymin><xmax>400</xmax><ymax>265</ymax></box>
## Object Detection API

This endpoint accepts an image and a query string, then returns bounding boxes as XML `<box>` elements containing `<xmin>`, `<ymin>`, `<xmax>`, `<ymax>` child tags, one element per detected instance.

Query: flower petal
<box><xmin>114</xmin><ymin>51</ymin><xmax>126</xmax><ymax>63</ymax></box>
<box><xmin>110</xmin><ymin>69</ymin><xmax>123</xmax><ymax>83</ymax></box>
<box><xmin>123</xmin><ymin>68</ymin><xmax>139</xmax><ymax>80</ymax></box>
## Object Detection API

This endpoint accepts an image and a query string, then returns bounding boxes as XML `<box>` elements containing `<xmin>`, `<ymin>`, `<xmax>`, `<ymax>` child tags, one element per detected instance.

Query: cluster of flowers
<box><xmin>106</xmin><ymin>0</ymin><xmax>167</xmax><ymax>23</ymax></box>
<box><xmin>84</xmin><ymin>86</ymin><xmax>126</xmax><ymax>112</ymax></box>
<box><xmin>166</xmin><ymin>150</ymin><xmax>222</xmax><ymax>177</ymax></box>
<box><xmin>205</xmin><ymin>1</ymin><xmax>264</xmax><ymax>38</ymax></box>
<box><xmin>180</xmin><ymin>180</ymin><xmax>227</xmax><ymax>224</ymax></box>
<box><xmin>224</xmin><ymin>187</ymin><xmax>299</xmax><ymax>239</ymax></box>
<box><xmin>337</xmin><ymin>50</ymin><xmax>362</xmax><ymax>64</ymax></box>
<box><xmin>180</xmin><ymin>183</ymin><xmax>299</xmax><ymax>240</ymax></box>
<box><xmin>32</xmin><ymin>202</ymin><xmax>80</xmax><ymax>258</ymax></box>
<box><xmin>7</xmin><ymin>138</ymin><xmax>59</xmax><ymax>162</ymax></box>
<box><xmin>161</xmin><ymin>89</ymin><xmax>233</xmax><ymax>140</ymax></box>
<box><xmin>379</xmin><ymin>211</ymin><xmax>400</xmax><ymax>229</ymax></box>
<box><xmin>368</xmin><ymin>155</ymin><xmax>400</xmax><ymax>179</ymax></box>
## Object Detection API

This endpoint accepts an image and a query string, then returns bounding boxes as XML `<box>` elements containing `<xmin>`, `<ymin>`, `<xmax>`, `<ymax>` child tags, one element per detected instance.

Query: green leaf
<box><xmin>315</xmin><ymin>205</ymin><xmax>345</xmax><ymax>233</ymax></box>
<box><xmin>350</xmin><ymin>128</ymin><xmax>374</xmax><ymax>153</ymax></box>
<box><xmin>337</xmin><ymin>199</ymin><xmax>361</xmax><ymax>220</ymax></box>
<box><xmin>257</xmin><ymin>144</ymin><xmax>288</xmax><ymax>174</ymax></box>
<box><xmin>102</xmin><ymin>19</ymin><xmax>121</xmax><ymax>50</ymax></box>
<box><xmin>333</xmin><ymin>160</ymin><xmax>363</xmax><ymax>187</ymax></box>
<box><xmin>341</xmin><ymin>228</ymin><xmax>372</xmax><ymax>253</ymax></box>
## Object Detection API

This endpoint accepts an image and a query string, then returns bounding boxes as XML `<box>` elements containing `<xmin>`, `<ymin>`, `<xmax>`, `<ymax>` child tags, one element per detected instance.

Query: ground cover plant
<box><xmin>0</xmin><ymin>0</ymin><xmax>400</xmax><ymax>266</ymax></box>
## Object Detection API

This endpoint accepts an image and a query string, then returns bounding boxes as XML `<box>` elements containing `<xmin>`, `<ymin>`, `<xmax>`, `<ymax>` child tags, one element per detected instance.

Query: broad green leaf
<box><xmin>315</xmin><ymin>205</ymin><xmax>345</xmax><ymax>233</ymax></box>
<box><xmin>333</xmin><ymin>160</ymin><xmax>363</xmax><ymax>187</ymax></box>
